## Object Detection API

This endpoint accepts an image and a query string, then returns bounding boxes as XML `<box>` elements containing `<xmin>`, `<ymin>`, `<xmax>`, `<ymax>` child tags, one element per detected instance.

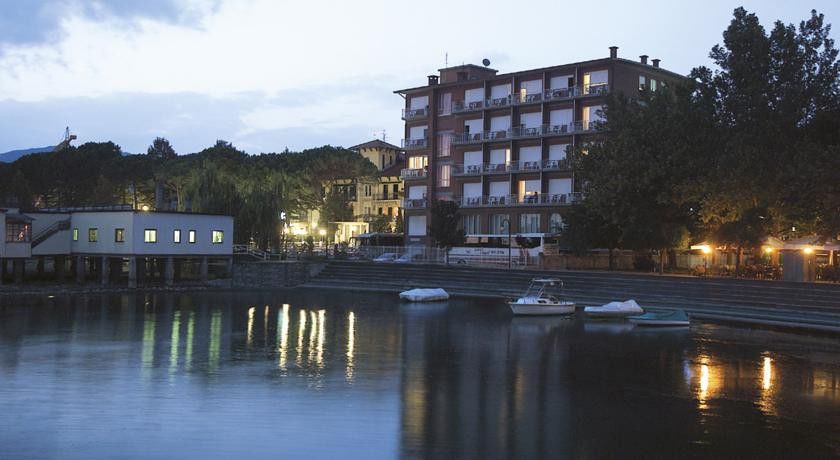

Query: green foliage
<box><xmin>429</xmin><ymin>199</ymin><xmax>465</xmax><ymax>249</ymax></box>
<box><xmin>147</xmin><ymin>137</ymin><xmax>176</xmax><ymax>160</ymax></box>
<box><xmin>368</xmin><ymin>214</ymin><xmax>393</xmax><ymax>233</ymax></box>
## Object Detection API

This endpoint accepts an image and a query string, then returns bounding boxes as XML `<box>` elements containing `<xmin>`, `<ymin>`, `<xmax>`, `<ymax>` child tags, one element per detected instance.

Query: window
<box><xmin>519</xmin><ymin>214</ymin><xmax>540</xmax><ymax>233</ymax></box>
<box><xmin>114</xmin><ymin>228</ymin><xmax>125</xmax><ymax>243</ymax></box>
<box><xmin>408</xmin><ymin>215</ymin><xmax>427</xmax><ymax>236</ymax></box>
<box><xmin>5</xmin><ymin>223</ymin><xmax>30</xmax><ymax>242</ymax></box>
<box><xmin>88</xmin><ymin>228</ymin><xmax>98</xmax><ymax>242</ymax></box>
<box><xmin>550</xmin><ymin>213</ymin><xmax>564</xmax><ymax>233</ymax></box>
<box><xmin>378</xmin><ymin>207</ymin><xmax>383</xmax><ymax>215</ymax></box>
<box><xmin>188</xmin><ymin>230</ymin><xmax>196</xmax><ymax>244</ymax></box>
<box><xmin>393</xmin><ymin>184</ymin><xmax>399</xmax><ymax>196</ymax></box>
<box><xmin>462</xmin><ymin>214</ymin><xmax>480</xmax><ymax>235</ymax></box>
<box><xmin>144</xmin><ymin>229</ymin><xmax>157</xmax><ymax>243</ymax></box>
<box><xmin>437</xmin><ymin>132</ymin><xmax>452</xmax><ymax>157</ymax></box>
<box><xmin>73</xmin><ymin>228</ymin><xmax>79</xmax><ymax>241</ymax></box>
<box><xmin>639</xmin><ymin>75</ymin><xmax>646</xmax><ymax>91</ymax></box>
<box><xmin>439</xmin><ymin>92</ymin><xmax>452</xmax><ymax>116</ymax></box>
<box><xmin>382</xmin><ymin>184</ymin><xmax>388</xmax><ymax>198</ymax></box>
<box><xmin>650</xmin><ymin>79</ymin><xmax>658</xmax><ymax>91</ymax></box>
<box><xmin>408</xmin><ymin>155</ymin><xmax>428</xmax><ymax>169</ymax></box>
<box><xmin>212</xmin><ymin>230</ymin><xmax>224</xmax><ymax>244</ymax></box>
<box><xmin>173</xmin><ymin>229</ymin><xmax>181</xmax><ymax>243</ymax></box>
<box><xmin>388</xmin><ymin>207</ymin><xmax>394</xmax><ymax>216</ymax></box>
<box><xmin>490</xmin><ymin>214</ymin><xmax>510</xmax><ymax>235</ymax></box>
<box><xmin>437</xmin><ymin>164</ymin><xmax>451</xmax><ymax>188</ymax></box>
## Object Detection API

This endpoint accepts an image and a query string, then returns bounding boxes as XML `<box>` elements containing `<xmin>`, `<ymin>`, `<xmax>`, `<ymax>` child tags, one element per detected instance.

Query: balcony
<box><xmin>402</xmin><ymin>198</ymin><xmax>428</xmax><ymax>209</ymax></box>
<box><xmin>361</xmin><ymin>192</ymin><xmax>404</xmax><ymax>201</ymax></box>
<box><xmin>582</xmin><ymin>83</ymin><xmax>609</xmax><ymax>96</ymax></box>
<box><xmin>452</xmin><ymin>159</ymin><xmax>572</xmax><ymax>177</ymax></box>
<box><xmin>402</xmin><ymin>107</ymin><xmax>428</xmax><ymax>121</ymax></box>
<box><xmin>452</xmin><ymin>100</ymin><xmax>486</xmax><ymax>114</ymax></box>
<box><xmin>400</xmin><ymin>168</ymin><xmax>428</xmax><ymax>180</ymax></box>
<box><xmin>457</xmin><ymin>193</ymin><xmax>583</xmax><ymax>208</ymax></box>
<box><xmin>451</xmin><ymin>122</ymin><xmax>595</xmax><ymax>145</ymax></box>
<box><xmin>402</xmin><ymin>137</ymin><xmax>428</xmax><ymax>150</ymax></box>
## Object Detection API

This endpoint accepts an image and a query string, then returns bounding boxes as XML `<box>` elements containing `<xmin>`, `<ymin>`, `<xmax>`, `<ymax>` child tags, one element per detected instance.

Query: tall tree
<box><xmin>429</xmin><ymin>199</ymin><xmax>465</xmax><ymax>250</ymax></box>
<box><xmin>146</xmin><ymin>137</ymin><xmax>177</xmax><ymax>160</ymax></box>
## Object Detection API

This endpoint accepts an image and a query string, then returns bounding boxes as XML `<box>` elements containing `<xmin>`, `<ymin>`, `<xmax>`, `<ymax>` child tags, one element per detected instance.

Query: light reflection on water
<box><xmin>0</xmin><ymin>291</ymin><xmax>839</xmax><ymax>459</ymax></box>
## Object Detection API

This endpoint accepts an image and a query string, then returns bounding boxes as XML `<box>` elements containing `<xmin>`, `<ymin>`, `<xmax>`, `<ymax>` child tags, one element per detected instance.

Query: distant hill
<box><xmin>0</xmin><ymin>146</ymin><xmax>55</xmax><ymax>163</ymax></box>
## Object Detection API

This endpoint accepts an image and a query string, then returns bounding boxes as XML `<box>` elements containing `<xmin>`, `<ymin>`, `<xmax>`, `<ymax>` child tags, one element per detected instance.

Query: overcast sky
<box><xmin>1</xmin><ymin>0</ymin><xmax>838</xmax><ymax>154</ymax></box>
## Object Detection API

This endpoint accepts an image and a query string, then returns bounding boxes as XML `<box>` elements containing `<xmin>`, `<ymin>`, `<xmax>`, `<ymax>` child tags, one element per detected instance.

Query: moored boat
<box><xmin>508</xmin><ymin>278</ymin><xmax>576</xmax><ymax>316</ymax></box>
<box><xmin>626</xmin><ymin>309</ymin><xmax>690</xmax><ymax>327</ymax></box>
<box><xmin>584</xmin><ymin>300</ymin><xmax>644</xmax><ymax>318</ymax></box>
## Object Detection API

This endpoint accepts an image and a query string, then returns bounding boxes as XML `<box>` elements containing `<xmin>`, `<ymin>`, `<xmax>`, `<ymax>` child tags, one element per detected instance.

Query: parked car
<box><xmin>395</xmin><ymin>253</ymin><xmax>423</xmax><ymax>264</ymax></box>
<box><xmin>373</xmin><ymin>252</ymin><xmax>400</xmax><ymax>263</ymax></box>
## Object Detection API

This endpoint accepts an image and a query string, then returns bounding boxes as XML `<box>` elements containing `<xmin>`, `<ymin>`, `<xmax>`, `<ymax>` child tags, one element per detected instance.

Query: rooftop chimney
<box><xmin>640</xmin><ymin>55</ymin><xmax>648</xmax><ymax>65</ymax></box>
<box><xmin>609</xmin><ymin>46</ymin><xmax>618</xmax><ymax>59</ymax></box>
<box><xmin>427</xmin><ymin>75</ymin><xmax>439</xmax><ymax>86</ymax></box>
<box><xmin>652</xmin><ymin>58</ymin><xmax>661</xmax><ymax>68</ymax></box>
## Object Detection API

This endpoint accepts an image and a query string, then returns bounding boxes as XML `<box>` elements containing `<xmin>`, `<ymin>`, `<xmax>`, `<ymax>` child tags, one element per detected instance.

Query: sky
<box><xmin>0</xmin><ymin>0</ymin><xmax>838</xmax><ymax>155</ymax></box>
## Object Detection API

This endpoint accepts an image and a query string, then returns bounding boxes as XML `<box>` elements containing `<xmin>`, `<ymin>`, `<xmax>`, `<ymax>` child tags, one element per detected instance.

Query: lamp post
<box><xmin>319</xmin><ymin>228</ymin><xmax>327</xmax><ymax>254</ymax></box>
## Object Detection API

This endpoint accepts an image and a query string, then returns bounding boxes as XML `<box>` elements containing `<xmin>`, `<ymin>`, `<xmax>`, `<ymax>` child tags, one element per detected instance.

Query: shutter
<box><xmin>549</xmin><ymin>109</ymin><xmax>573</xmax><ymax>126</ymax></box>
<box><xmin>490</xmin><ymin>116</ymin><xmax>510</xmax><ymax>132</ymax></box>
<box><xmin>464</xmin><ymin>151</ymin><xmax>483</xmax><ymax>166</ymax></box>
<box><xmin>410</xmin><ymin>96</ymin><xmax>428</xmax><ymax>110</ymax></box>
<box><xmin>519</xmin><ymin>146</ymin><xmax>541</xmax><ymax>168</ymax></box>
<box><xmin>463</xmin><ymin>183</ymin><xmax>482</xmax><ymax>198</ymax></box>
<box><xmin>408</xmin><ymin>216</ymin><xmax>427</xmax><ymax>236</ymax></box>
<box><xmin>520</xmin><ymin>112</ymin><xmax>541</xmax><ymax>129</ymax></box>
<box><xmin>489</xmin><ymin>181</ymin><xmax>509</xmax><ymax>197</ymax></box>
<box><xmin>408</xmin><ymin>185</ymin><xmax>427</xmax><ymax>200</ymax></box>
<box><xmin>550</xmin><ymin>75</ymin><xmax>573</xmax><ymax>89</ymax></box>
<box><xmin>548</xmin><ymin>178</ymin><xmax>572</xmax><ymax>194</ymax></box>
<box><xmin>549</xmin><ymin>144</ymin><xmax>569</xmax><ymax>160</ymax></box>
<box><xmin>490</xmin><ymin>84</ymin><xmax>511</xmax><ymax>98</ymax></box>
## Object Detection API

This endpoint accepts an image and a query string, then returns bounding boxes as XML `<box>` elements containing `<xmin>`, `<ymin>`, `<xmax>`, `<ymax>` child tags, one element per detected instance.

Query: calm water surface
<box><xmin>1</xmin><ymin>290</ymin><xmax>839</xmax><ymax>459</ymax></box>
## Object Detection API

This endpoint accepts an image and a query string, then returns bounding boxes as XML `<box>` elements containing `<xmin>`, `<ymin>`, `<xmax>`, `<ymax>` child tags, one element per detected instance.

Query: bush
<box><xmin>633</xmin><ymin>253</ymin><xmax>656</xmax><ymax>271</ymax></box>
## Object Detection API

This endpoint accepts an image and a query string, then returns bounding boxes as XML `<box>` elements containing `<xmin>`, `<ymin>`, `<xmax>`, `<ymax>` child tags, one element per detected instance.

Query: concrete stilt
<box><xmin>165</xmin><ymin>256</ymin><xmax>174</xmax><ymax>286</ymax></box>
<box><xmin>225</xmin><ymin>257</ymin><xmax>233</xmax><ymax>278</ymax></box>
<box><xmin>37</xmin><ymin>257</ymin><xmax>45</xmax><ymax>278</ymax></box>
<box><xmin>174</xmin><ymin>258</ymin><xmax>182</xmax><ymax>282</ymax></box>
<box><xmin>101</xmin><ymin>256</ymin><xmax>110</xmax><ymax>286</ymax></box>
<box><xmin>200</xmin><ymin>256</ymin><xmax>209</xmax><ymax>283</ymax></box>
<box><xmin>0</xmin><ymin>258</ymin><xmax>4</xmax><ymax>286</ymax></box>
<box><xmin>128</xmin><ymin>257</ymin><xmax>137</xmax><ymax>288</ymax></box>
<box><xmin>76</xmin><ymin>255</ymin><xmax>86</xmax><ymax>283</ymax></box>
<box><xmin>13</xmin><ymin>260</ymin><xmax>25</xmax><ymax>283</ymax></box>
<box><xmin>55</xmin><ymin>255</ymin><xmax>66</xmax><ymax>282</ymax></box>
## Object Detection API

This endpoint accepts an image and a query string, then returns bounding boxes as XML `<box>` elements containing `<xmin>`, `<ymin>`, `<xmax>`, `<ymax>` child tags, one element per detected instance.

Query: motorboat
<box><xmin>627</xmin><ymin>309</ymin><xmax>690</xmax><ymax>327</ymax></box>
<box><xmin>399</xmin><ymin>288</ymin><xmax>450</xmax><ymax>302</ymax></box>
<box><xmin>584</xmin><ymin>299</ymin><xmax>644</xmax><ymax>318</ymax></box>
<box><xmin>508</xmin><ymin>278</ymin><xmax>576</xmax><ymax>315</ymax></box>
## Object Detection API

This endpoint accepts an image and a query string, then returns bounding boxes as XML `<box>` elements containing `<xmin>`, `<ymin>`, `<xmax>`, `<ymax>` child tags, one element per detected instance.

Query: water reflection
<box><xmin>1</xmin><ymin>292</ymin><xmax>840</xmax><ymax>458</ymax></box>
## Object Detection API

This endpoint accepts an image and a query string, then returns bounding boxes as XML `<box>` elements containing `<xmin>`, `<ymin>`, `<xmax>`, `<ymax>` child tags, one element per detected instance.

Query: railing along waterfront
<box><xmin>457</xmin><ymin>193</ymin><xmax>583</xmax><ymax>208</ymax></box>
<box><xmin>401</xmin><ymin>138</ymin><xmax>428</xmax><ymax>150</ymax></box>
<box><xmin>402</xmin><ymin>107</ymin><xmax>428</xmax><ymax>120</ymax></box>
<box><xmin>400</xmin><ymin>168</ymin><xmax>428</xmax><ymax>180</ymax></box>
<box><xmin>452</xmin><ymin>159</ymin><xmax>572</xmax><ymax>176</ymax></box>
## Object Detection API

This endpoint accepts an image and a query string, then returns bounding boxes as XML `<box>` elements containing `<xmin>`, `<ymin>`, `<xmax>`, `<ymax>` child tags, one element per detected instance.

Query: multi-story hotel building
<box><xmin>396</xmin><ymin>47</ymin><xmax>682</xmax><ymax>246</ymax></box>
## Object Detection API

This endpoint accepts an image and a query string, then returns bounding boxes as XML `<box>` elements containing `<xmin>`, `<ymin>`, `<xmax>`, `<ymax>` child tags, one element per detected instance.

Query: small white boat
<box><xmin>509</xmin><ymin>278</ymin><xmax>575</xmax><ymax>316</ymax></box>
<box><xmin>584</xmin><ymin>299</ymin><xmax>644</xmax><ymax>318</ymax></box>
<box><xmin>399</xmin><ymin>288</ymin><xmax>450</xmax><ymax>302</ymax></box>
<box><xmin>627</xmin><ymin>309</ymin><xmax>690</xmax><ymax>327</ymax></box>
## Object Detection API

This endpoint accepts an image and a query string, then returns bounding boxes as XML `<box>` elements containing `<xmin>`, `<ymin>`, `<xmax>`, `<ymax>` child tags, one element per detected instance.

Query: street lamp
<box><xmin>319</xmin><ymin>228</ymin><xmax>327</xmax><ymax>251</ymax></box>
<box><xmin>501</xmin><ymin>218</ymin><xmax>512</xmax><ymax>270</ymax></box>
<box><xmin>700</xmin><ymin>244</ymin><xmax>711</xmax><ymax>274</ymax></box>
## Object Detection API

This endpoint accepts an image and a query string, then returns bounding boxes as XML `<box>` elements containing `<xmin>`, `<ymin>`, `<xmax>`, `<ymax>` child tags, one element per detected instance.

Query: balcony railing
<box><xmin>402</xmin><ymin>137</ymin><xmax>428</xmax><ymax>150</ymax></box>
<box><xmin>451</xmin><ymin>85</ymin><xmax>610</xmax><ymax>114</ymax></box>
<box><xmin>452</xmin><ymin>159</ymin><xmax>572</xmax><ymax>176</ymax></box>
<box><xmin>402</xmin><ymin>107</ymin><xmax>429</xmax><ymax>121</ymax></box>
<box><xmin>402</xmin><ymin>198</ymin><xmax>428</xmax><ymax>209</ymax></box>
<box><xmin>361</xmin><ymin>192</ymin><xmax>403</xmax><ymax>201</ymax></box>
<box><xmin>400</xmin><ymin>168</ymin><xmax>428</xmax><ymax>180</ymax></box>
<box><xmin>457</xmin><ymin>193</ymin><xmax>583</xmax><ymax>208</ymax></box>
<box><xmin>451</xmin><ymin>121</ymin><xmax>596</xmax><ymax>145</ymax></box>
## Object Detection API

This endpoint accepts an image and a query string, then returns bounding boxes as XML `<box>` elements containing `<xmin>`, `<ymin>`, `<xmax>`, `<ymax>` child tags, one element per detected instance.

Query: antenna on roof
<box><xmin>482</xmin><ymin>58</ymin><xmax>491</xmax><ymax>67</ymax></box>
<box><xmin>445</xmin><ymin>52</ymin><xmax>448</xmax><ymax>67</ymax></box>
<box><xmin>381</xmin><ymin>129</ymin><xmax>387</xmax><ymax>142</ymax></box>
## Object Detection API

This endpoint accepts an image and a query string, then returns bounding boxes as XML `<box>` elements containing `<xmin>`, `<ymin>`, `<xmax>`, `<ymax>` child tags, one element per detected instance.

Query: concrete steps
<box><xmin>304</xmin><ymin>261</ymin><xmax>840</xmax><ymax>332</ymax></box>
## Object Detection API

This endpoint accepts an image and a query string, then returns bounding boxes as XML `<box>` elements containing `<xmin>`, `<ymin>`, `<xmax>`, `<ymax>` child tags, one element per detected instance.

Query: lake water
<box><xmin>1</xmin><ymin>290</ymin><xmax>839</xmax><ymax>459</ymax></box>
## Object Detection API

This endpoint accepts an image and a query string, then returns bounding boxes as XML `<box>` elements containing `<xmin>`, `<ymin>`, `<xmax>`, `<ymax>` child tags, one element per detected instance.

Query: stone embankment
<box><xmin>304</xmin><ymin>261</ymin><xmax>840</xmax><ymax>333</ymax></box>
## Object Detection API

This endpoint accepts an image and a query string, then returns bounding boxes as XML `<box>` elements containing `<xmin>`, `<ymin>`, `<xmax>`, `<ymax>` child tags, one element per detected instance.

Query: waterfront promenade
<box><xmin>305</xmin><ymin>261</ymin><xmax>840</xmax><ymax>333</ymax></box>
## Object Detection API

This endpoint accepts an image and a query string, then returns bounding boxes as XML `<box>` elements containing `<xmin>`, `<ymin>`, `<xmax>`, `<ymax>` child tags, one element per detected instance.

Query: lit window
<box><xmin>437</xmin><ymin>164</ymin><xmax>451</xmax><ymax>187</ymax></box>
<box><xmin>73</xmin><ymin>228</ymin><xmax>79</xmax><ymax>241</ymax></box>
<box><xmin>88</xmin><ymin>228</ymin><xmax>98</xmax><ymax>242</ymax></box>
<box><xmin>651</xmin><ymin>79</ymin><xmax>657</xmax><ymax>91</ymax></box>
<box><xmin>173</xmin><ymin>229</ymin><xmax>181</xmax><ymax>243</ymax></box>
<box><xmin>639</xmin><ymin>75</ymin><xmax>646</xmax><ymax>91</ymax></box>
<box><xmin>115</xmin><ymin>228</ymin><xmax>125</xmax><ymax>243</ymax></box>
<box><xmin>5</xmin><ymin>223</ymin><xmax>30</xmax><ymax>242</ymax></box>
<box><xmin>188</xmin><ymin>230</ymin><xmax>196</xmax><ymax>244</ymax></box>
<box><xmin>212</xmin><ymin>230</ymin><xmax>224</xmax><ymax>244</ymax></box>
<box><xmin>144</xmin><ymin>229</ymin><xmax>157</xmax><ymax>243</ymax></box>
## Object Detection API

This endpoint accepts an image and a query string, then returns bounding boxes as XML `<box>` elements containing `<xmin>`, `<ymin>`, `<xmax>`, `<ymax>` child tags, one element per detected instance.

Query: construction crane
<box><xmin>53</xmin><ymin>126</ymin><xmax>77</xmax><ymax>152</ymax></box>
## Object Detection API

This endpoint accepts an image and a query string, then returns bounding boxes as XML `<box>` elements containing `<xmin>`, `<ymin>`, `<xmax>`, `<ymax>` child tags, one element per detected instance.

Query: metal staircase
<box><xmin>31</xmin><ymin>219</ymin><xmax>71</xmax><ymax>248</ymax></box>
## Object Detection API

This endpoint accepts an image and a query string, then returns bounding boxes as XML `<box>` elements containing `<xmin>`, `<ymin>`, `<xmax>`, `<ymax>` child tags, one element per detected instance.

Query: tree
<box><xmin>146</xmin><ymin>137</ymin><xmax>176</xmax><ymax>160</ymax></box>
<box><xmin>429</xmin><ymin>199</ymin><xmax>465</xmax><ymax>255</ymax></box>
<box><xmin>560</xmin><ymin>203</ymin><xmax>623</xmax><ymax>269</ymax></box>
<box><xmin>368</xmin><ymin>214</ymin><xmax>392</xmax><ymax>233</ymax></box>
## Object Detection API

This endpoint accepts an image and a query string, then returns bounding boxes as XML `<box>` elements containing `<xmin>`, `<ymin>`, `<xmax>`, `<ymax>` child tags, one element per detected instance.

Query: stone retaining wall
<box><xmin>232</xmin><ymin>261</ymin><xmax>326</xmax><ymax>288</ymax></box>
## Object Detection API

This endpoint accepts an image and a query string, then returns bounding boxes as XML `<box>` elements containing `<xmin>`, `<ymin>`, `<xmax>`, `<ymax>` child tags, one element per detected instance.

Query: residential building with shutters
<box><xmin>395</xmin><ymin>47</ymin><xmax>683</xmax><ymax>246</ymax></box>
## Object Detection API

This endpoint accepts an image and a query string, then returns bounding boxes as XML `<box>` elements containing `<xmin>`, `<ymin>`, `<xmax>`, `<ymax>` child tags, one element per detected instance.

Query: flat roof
<box><xmin>395</xmin><ymin>56</ymin><xmax>687</xmax><ymax>94</ymax></box>
<box><xmin>28</xmin><ymin>209</ymin><xmax>233</xmax><ymax>218</ymax></box>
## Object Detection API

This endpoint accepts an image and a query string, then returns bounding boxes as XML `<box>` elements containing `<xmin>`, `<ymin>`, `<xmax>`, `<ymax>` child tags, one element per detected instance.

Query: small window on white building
<box><xmin>115</xmin><ymin>228</ymin><xmax>125</xmax><ymax>243</ymax></box>
<box><xmin>212</xmin><ymin>230</ymin><xmax>224</xmax><ymax>244</ymax></box>
<box><xmin>173</xmin><ymin>229</ymin><xmax>181</xmax><ymax>243</ymax></box>
<box><xmin>188</xmin><ymin>230</ymin><xmax>196</xmax><ymax>244</ymax></box>
<box><xmin>144</xmin><ymin>229</ymin><xmax>157</xmax><ymax>243</ymax></box>
<box><xmin>88</xmin><ymin>228</ymin><xmax>98</xmax><ymax>243</ymax></box>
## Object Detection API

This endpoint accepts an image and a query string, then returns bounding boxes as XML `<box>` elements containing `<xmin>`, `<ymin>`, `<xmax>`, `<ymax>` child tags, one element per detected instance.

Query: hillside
<box><xmin>0</xmin><ymin>146</ymin><xmax>55</xmax><ymax>163</ymax></box>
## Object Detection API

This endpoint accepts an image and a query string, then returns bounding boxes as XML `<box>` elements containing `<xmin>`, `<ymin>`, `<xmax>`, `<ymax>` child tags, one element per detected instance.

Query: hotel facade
<box><xmin>395</xmin><ymin>47</ymin><xmax>682</xmax><ymax>246</ymax></box>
